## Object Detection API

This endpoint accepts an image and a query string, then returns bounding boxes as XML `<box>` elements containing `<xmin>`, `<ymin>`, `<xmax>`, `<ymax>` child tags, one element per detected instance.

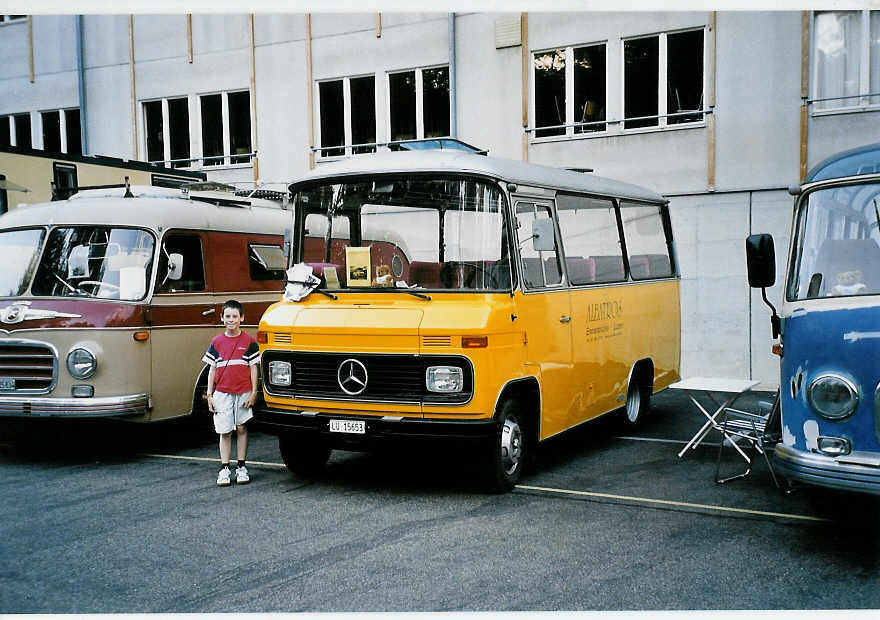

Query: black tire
<box><xmin>279</xmin><ymin>433</ymin><xmax>331</xmax><ymax>477</ymax></box>
<box><xmin>621</xmin><ymin>379</ymin><xmax>651</xmax><ymax>428</ymax></box>
<box><xmin>485</xmin><ymin>399</ymin><xmax>526</xmax><ymax>493</ymax></box>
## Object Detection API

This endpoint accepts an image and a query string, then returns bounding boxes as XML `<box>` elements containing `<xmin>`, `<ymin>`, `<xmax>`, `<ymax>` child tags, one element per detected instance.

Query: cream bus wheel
<box><xmin>279</xmin><ymin>433</ymin><xmax>331</xmax><ymax>477</ymax></box>
<box><xmin>486</xmin><ymin>399</ymin><xmax>525</xmax><ymax>493</ymax></box>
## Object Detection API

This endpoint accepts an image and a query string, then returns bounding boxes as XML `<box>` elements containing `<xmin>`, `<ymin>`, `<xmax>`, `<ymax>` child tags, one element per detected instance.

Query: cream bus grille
<box><xmin>0</xmin><ymin>342</ymin><xmax>57</xmax><ymax>393</ymax></box>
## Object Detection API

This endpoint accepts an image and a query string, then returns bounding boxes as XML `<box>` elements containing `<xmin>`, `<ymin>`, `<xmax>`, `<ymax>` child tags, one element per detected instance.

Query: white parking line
<box><xmin>142</xmin><ymin>452</ymin><xmax>826</xmax><ymax>523</ymax></box>
<box><xmin>617</xmin><ymin>435</ymin><xmax>720</xmax><ymax>446</ymax></box>
<box><xmin>515</xmin><ymin>485</ymin><xmax>827</xmax><ymax>522</ymax></box>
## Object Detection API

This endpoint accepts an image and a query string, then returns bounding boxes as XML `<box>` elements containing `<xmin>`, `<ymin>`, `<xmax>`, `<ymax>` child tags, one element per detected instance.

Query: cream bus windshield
<box><xmin>29</xmin><ymin>226</ymin><xmax>156</xmax><ymax>301</ymax></box>
<box><xmin>789</xmin><ymin>181</ymin><xmax>880</xmax><ymax>300</ymax></box>
<box><xmin>0</xmin><ymin>228</ymin><xmax>47</xmax><ymax>297</ymax></box>
<box><xmin>296</xmin><ymin>177</ymin><xmax>511</xmax><ymax>291</ymax></box>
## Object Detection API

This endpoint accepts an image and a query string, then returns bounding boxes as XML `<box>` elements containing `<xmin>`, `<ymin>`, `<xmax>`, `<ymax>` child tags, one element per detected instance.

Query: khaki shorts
<box><xmin>212</xmin><ymin>390</ymin><xmax>254</xmax><ymax>434</ymax></box>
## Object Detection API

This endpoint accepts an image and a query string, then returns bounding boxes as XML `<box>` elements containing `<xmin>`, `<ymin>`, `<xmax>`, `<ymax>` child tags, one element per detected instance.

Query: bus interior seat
<box><xmin>566</xmin><ymin>257</ymin><xmax>596</xmax><ymax>284</ymax></box>
<box><xmin>629</xmin><ymin>255</ymin><xmax>651</xmax><ymax>279</ymax></box>
<box><xmin>591</xmin><ymin>255</ymin><xmax>626</xmax><ymax>282</ymax></box>
<box><xmin>521</xmin><ymin>257</ymin><xmax>545</xmax><ymax>287</ymax></box>
<box><xmin>409</xmin><ymin>261</ymin><xmax>443</xmax><ymax>288</ymax></box>
<box><xmin>811</xmin><ymin>239</ymin><xmax>880</xmax><ymax>296</ymax></box>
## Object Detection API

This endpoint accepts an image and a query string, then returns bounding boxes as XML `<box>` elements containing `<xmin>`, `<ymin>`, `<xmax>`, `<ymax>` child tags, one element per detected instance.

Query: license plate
<box><xmin>0</xmin><ymin>377</ymin><xmax>14</xmax><ymax>391</ymax></box>
<box><xmin>329</xmin><ymin>419</ymin><xmax>365</xmax><ymax>434</ymax></box>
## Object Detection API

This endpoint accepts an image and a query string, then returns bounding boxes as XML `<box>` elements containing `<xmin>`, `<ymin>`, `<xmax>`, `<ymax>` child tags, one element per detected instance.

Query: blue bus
<box><xmin>747</xmin><ymin>143</ymin><xmax>880</xmax><ymax>495</ymax></box>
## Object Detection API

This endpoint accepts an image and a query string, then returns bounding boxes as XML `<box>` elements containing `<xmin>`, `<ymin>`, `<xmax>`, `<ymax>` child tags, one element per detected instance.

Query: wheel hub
<box><xmin>500</xmin><ymin>416</ymin><xmax>522</xmax><ymax>475</ymax></box>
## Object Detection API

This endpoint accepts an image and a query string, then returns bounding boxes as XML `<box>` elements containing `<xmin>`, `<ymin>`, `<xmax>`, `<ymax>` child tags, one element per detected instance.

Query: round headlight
<box><xmin>67</xmin><ymin>347</ymin><xmax>97</xmax><ymax>380</ymax></box>
<box><xmin>807</xmin><ymin>374</ymin><xmax>859</xmax><ymax>420</ymax></box>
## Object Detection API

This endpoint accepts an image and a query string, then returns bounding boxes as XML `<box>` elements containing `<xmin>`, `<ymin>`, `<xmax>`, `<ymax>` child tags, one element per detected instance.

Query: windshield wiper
<box><xmin>402</xmin><ymin>290</ymin><xmax>431</xmax><ymax>300</ymax></box>
<box><xmin>287</xmin><ymin>279</ymin><xmax>338</xmax><ymax>300</ymax></box>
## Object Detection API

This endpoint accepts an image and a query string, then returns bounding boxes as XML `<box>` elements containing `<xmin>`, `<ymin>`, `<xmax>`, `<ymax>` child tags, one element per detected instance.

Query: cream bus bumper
<box><xmin>0</xmin><ymin>393</ymin><xmax>150</xmax><ymax>418</ymax></box>
<box><xmin>775</xmin><ymin>443</ymin><xmax>880</xmax><ymax>496</ymax></box>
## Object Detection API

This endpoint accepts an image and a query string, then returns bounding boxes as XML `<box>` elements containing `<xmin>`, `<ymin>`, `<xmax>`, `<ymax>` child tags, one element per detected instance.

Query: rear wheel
<box><xmin>485</xmin><ymin>399</ymin><xmax>526</xmax><ymax>493</ymax></box>
<box><xmin>622</xmin><ymin>379</ymin><xmax>650</xmax><ymax>428</ymax></box>
<box><xmin>279</xmin><ymin>433</ymin><xmax>331</xmax><ymax>477</ymax></box>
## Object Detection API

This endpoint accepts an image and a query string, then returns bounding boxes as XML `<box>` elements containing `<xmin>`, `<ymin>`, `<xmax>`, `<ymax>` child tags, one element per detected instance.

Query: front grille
<box><xmin>0</xmin><ymin>341</ymin><xmax>57</xmax><ymax>393</ymax></box>
<box><xmin>262</xmin><ymin>351</ymin><xmax>473</xmax><ymax>404</ymax></box>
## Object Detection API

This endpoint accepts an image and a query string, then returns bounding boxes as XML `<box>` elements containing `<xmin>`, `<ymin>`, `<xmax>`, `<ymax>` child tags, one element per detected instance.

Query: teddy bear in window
<box><xmin>830</xmin><ymin>269</ymin><xmax>867</xmax><ymax>296</ymax></box>
<box><xmin>373</xmin><ymin>264</ymin><xmax>394</xmax><ymax>287</ymax></box>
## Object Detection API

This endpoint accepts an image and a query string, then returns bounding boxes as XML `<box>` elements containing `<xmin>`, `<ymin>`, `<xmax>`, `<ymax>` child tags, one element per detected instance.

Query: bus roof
<box><xmin>0</xmin><ymin>186</ymin><xmax>291</xmax><ymax>234</ymax></box>
<box><xmin>291</xmin><ymin>151</ymin><xmax>666</xmax><ymax>204</ymax></box>
<box><xmin>805</xmin><ymin>142</ymin><xmax>880</xmax><ymax>183</ymax></box>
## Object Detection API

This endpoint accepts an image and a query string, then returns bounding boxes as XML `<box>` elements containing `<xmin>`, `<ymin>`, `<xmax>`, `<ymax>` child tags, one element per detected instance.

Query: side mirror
<box><xmin>167</xmin><ymin>253</ymin><xmax>184</xmax><ymax>281</ymax></box>
<box><xmin>746</xmin><ymin>234</ymin><xmax>775</xmax><ymax>288</ymax></box>
<box><xmin>531</xmin><ymin>218</ymin><xmax>556</xmax><ymax>252</ymax></box>
<box><xmin>67</xmin><ymin>245</ymin><xmax>89</xmax><ymax>278</ymax></box>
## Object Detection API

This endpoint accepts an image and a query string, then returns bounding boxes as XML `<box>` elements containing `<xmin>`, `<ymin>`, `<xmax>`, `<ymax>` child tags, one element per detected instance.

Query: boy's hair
<box><xmin>222</xmin><ymin>299</ymin><xmax>243</xmax><ymax>316</ymax></box>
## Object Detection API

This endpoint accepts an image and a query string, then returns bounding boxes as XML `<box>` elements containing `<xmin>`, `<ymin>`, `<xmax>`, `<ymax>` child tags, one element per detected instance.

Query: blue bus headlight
<box><xmin>807</xmin><ymin>374</ymin><xmax>859</xmax><ymax>420</ymax></box>
<box><xmin>426</xmin><ymin>366</ymin><xmax>463</xmax><ymax>393</ymax></box>
<box><xmin>269</xmin><ymin>361</ymin><xmax>292</xmax><ymax>386</ymax></box>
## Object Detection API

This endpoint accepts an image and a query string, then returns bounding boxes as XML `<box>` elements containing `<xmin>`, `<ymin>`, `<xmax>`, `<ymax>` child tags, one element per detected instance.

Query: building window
<box><xmin>13</xmin><ymin>114</ymin><xmax>31</xmax><ymax>149</ymax></box>
<box><xmin>0</xmin><ymin>117</ymin><xmax>11</xmax><ymax>147</ymax></box>
<box><xmin>199</xmin><ymin>90</ymin><xmax>252</xmax><ymax>167</ymax></box>
<box><xmin>38</xmin><ymin>109</ymin><xmax>80</xmax><ymax>155</ymax></box>
<box><xmin>533</xmin><ymin>44</ymin><xmax>607</xmax><ymax>138</ymax></box>
<box><xmin>143</xmin><ymin>97</ymin><xmax>190</xmax><ymax>168</ymax></box>
<box><xmin>623</xmin><ymin>29</ymin><xmax>704</xmax><ymax>129</ymax></box>
<box><xmin>389</xmin><ymin>66</ymin><xmax>449</xmax><ymax>144</ymax></box>
<box><xmin>0</xmin><ymin>15</ymin><xmax>26</xmax><ymax>24</ymax></box>
<box><xmin>814</xmin><ymin>10</ymin><xmax>880</xmax><ymax>110</ymax></box>
<box><xmin>316</xmin><ymin>75</ymin><xmax>377</xmax><ymax>158</ymax></box>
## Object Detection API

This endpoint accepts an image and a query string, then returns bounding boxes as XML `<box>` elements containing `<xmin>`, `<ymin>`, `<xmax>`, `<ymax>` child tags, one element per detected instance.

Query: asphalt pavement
<box><xmin>1</xmin><ymin>389</ymin><xmax>879</xmax><ymax>613</ymax></box>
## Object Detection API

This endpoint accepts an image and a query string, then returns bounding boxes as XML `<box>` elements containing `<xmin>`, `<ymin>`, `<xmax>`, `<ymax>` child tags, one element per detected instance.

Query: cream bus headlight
<box><xmin>426</xmin><ymin>366</ymin><xmax>463</xmax><ymax>393</ymax></box>
<box><xmin>67</xmin><ymin>347</ymin><xmax>97</xmax><ymax>380</ymax></box>
<box><xmin>269</xmin><ymin>361</ymin><xmax>292</xmax><ymax>386</ymax></box>
<box><xmin>808</xmin><ymin>374</ymin><xmax>859</xmax><ymax>420</ymax></box>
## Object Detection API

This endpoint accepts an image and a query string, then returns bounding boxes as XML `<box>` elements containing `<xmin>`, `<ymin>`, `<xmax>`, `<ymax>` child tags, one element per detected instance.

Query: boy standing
<box><xmin>203</xmin><ymin>299</ymin><xmax>260</xmax><ymax>486</ymax></box>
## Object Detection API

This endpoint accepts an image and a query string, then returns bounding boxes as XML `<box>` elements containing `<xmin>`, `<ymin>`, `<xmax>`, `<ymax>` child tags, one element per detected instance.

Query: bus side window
<box><xmin>515</xmin><ymin>201</ymin><xmax>562</xmax><ymax>288</ymax></box>
<box><xmin>556</xmin><ymin>193</ymin><xmax>624</xmax><ymax>284</ymax></box>
<box><xmin>156</xmin><ymin>233</ymin><xmax>206</xmax><ymax>292</ymax></box>
<box><xmin>619</xmin><ymin>201</ymin><xmax>673</xmax><ymax>280</ymax></box>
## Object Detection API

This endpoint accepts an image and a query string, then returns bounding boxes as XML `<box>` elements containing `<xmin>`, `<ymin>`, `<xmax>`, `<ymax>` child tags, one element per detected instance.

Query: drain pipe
<box><xmin>75</xmin><ymin>15</ymin><xmax>88</xmax><ymax>155</ymax></box>
<box><xmin>448</xmin><ymin>13</ymin><xmax>456</xmax><ymax>138</ymax></box>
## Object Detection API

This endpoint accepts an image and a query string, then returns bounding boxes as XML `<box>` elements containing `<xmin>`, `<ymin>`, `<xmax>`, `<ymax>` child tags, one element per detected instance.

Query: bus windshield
<box><xmin>30</xmin><ymin>226</ymin><xmax>156</xmax><ymax>301</ymax></box>
<box><xmin>789</xmin><ymin>180</ymin><xmax>880</xmax><ymax>300</ymax></box>
<box><xmin>295</xmin><ymin>176</ymin><xmax>511</xmax><ymax>291</ymax></box>
<box><xmin>0</xmin><ymin>228</ymin><xmax>47</xmax><ymax>297</ymax></box>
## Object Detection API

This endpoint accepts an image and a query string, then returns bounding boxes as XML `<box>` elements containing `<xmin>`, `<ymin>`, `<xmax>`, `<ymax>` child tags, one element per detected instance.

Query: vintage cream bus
<box><xmin>0</xmin><ymin>184</ymin><xmax>292</xmax><ymax>422</ymax></box>
<box><xmin>255</xmin><ymin>150</ymin><xmax>680</xmax><ymax>491</ymax></box>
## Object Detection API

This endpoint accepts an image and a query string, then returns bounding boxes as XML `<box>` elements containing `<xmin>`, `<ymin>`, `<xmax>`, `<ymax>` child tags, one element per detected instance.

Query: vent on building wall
<box><xmin>495</xmin><ymin>16</ymin><xmax>521</xmax><ymax>49</ymax></box>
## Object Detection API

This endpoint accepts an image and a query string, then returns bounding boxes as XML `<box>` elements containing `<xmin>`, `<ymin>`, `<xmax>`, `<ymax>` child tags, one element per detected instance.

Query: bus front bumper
<box><xmin>254</xmin><ymin>405</ymin><xmax>496</xmax><ymax>446</ymax></box>
<box><xmin>0</xmin><ymin>393</ymin><xmax>150</xmax><ymax>418</ymax></box>
<box><xmin>774</xmin><ymin>443</ymin><xmax>880</xmax><ymax>496</ymax></box>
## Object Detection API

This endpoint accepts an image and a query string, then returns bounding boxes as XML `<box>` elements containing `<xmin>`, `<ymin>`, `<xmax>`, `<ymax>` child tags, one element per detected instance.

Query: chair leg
<box><xmin>714</xmin><ymin>411</ymin><xmax>753</xmax><ymax>484</ymax></box>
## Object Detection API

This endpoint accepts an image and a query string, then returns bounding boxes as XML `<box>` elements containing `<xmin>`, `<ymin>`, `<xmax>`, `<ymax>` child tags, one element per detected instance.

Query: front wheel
<box><xmin>485</xmin><ymin>399</ymin><xmax>526</xmax><ymax>493</ymax></box>
<box><xmin>279</xmin><ymin>433</ymin><xmax>331</xmax><ymax>477</ymax></box>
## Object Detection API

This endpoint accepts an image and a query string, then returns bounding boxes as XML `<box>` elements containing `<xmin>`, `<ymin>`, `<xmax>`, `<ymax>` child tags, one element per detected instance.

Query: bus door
<box><xmin>555</xmin><ymin>194</ymin><xmax>630</xmax><ymax>424</ymax></box>
<box><xmin>150</xmin><ymin>230</ymin><xmax>216</xmax><ymax>419</ymax></box>
<box><xmin>513</xmin><ymin>199</ymin><xmax>572</xmax><ymax>439</ymax></box>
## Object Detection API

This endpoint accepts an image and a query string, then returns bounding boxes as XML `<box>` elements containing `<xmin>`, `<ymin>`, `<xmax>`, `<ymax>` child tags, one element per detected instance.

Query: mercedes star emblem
<box><xmin>337</xmin><ymin>358</ymin><xmax>368</xmax><ymax>395</ymax></box>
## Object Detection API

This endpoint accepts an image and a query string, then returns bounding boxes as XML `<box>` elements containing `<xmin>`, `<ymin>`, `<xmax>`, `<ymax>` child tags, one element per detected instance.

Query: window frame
<box><xmin>199</xmin><ymin>89</ymin><xmax>252</xmax><ymax>168</ymax></box>
<box><xmin>810</xmin><ymin>9</ymin><xmax>880</xmax><ymax>114</ymax></box>
<box><xmin>532</xmin><ymin>41</ymin><xmax>609</xmax><ymax>139</ymax></box>
<box><xmin>385</xmin><ymin>65</ymin><xmax>451</xmax><ymax>146</ymax></box>
<box><xmin>315</xmin><ymin>73</ymin><xmax>378</xmax><ymax>159</ymax></box>
<box><xmin>621</xmin><ymin>28</ymin><xmax>706</xmax><ymax>133</ymax></box>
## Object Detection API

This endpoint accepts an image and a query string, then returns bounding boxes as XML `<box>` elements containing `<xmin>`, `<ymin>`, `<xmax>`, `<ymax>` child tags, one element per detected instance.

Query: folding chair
<box><xmin>715</xmin><ymin>395</ymin><xmax>782</xmax><ymax>488</ymax></box>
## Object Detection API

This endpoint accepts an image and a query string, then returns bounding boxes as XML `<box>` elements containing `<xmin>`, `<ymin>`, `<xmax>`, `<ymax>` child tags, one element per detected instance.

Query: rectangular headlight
<box><xmin>269</xmin><ymin>360</ymin><xmax>292</xmax><ymax>386</ymax></box>
<box><xmin>426</xmin><ymin>366</ymin><xmax>463</xmax><ymax>393</ymax></box>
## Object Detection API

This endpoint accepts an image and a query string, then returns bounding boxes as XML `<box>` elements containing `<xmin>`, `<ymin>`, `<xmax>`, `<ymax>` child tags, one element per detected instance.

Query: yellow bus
<box><xmin>0</xmin><ymin>145</ymin><xmax>205</xmax><ymax>213</ymax></box>
<box><xmin>255</xmin><ymin>150</ymin><xmax>680</xmax><ymax>491</ymax></box>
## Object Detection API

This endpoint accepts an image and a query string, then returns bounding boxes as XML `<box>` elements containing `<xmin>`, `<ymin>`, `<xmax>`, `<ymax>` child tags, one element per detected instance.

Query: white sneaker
<box><xmin>235</xmin><ymin>466</ymin><xmax>250</xmax><ymax>484</ymax></box>
<box><xmin>217</xmin><ymin>466</ymin><xmax>232</xmax><ymax>486</ymax></box>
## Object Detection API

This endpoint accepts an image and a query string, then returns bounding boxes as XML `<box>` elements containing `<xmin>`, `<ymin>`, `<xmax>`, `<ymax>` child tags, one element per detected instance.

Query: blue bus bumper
<box><xmin>775</xmin><ymin>443</ymin><xmax>880</xmax><ymax>496</ymax></box>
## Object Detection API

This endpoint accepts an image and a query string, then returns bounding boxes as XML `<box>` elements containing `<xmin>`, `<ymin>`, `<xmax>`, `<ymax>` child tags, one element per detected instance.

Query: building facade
<box><xmin>1</xmin><ymin>11</ymin><xmax>879</xmax><ymax>384</ymax></box>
